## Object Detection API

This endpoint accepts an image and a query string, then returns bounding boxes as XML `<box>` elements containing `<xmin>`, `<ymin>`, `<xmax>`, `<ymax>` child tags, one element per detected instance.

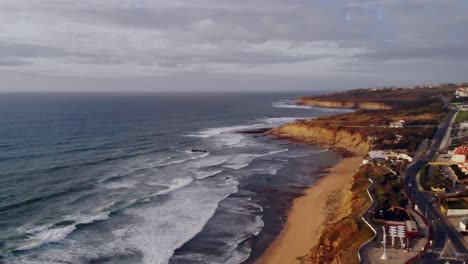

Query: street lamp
<box><xmin>381</xmin><ymin>226</ymin><xmax>388</xmax><ymax>260</ymax></box>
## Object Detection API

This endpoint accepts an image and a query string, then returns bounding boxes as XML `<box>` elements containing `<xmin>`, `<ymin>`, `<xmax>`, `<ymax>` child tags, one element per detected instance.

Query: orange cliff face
<box><xmin>272</xmin><ymin>122</ymin><xmax>370</xmax><ymax>156</ymax></box>
<box><xmin>296</xmin><ymin>98</ymin><xmax>392</xmax><ymax>110</ymax></box>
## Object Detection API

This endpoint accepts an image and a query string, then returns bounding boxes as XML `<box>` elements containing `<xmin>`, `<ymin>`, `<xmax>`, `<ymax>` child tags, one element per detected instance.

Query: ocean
<box><xmin>0</xmin><ymin>92</ymin><xmax>352</xmax><ymax>264</ymax></box>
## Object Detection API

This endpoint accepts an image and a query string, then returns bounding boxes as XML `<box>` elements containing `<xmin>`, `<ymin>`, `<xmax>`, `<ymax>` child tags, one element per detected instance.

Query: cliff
<box><xmin>300</xmin><ymin>163</ymin><xmax>388</xmax><ymax>264</ymax></box>
<box><xmin>296</xmin><ymin>98</ymin><xmax>392</xmax><ymax>110</ymax></box>
<box><xmin>273</xmin><ymin>122</ymin><xmax>370</xmax><ymax>156</ymax></box>
<box><xmin>265</xmin><ymin>85</ymin><xmax>458</xmax><ymax>264</ymax></box>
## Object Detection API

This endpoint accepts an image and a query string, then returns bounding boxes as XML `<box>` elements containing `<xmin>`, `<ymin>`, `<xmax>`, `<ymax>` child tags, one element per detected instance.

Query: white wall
<box><xmin>447</xmin><ymin>209</ymin><xmax>468</xmax><ymax>216</ymax></box>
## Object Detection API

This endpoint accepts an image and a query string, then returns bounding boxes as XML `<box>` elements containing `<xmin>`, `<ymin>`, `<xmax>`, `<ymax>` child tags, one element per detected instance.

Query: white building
<box><xmin>456</xmin><ymin>87</ymin><xmax>468</xmax><ymax>97</ymax></box>
<box><xmin>369</xmin><ymin>150</ymin><xmax>389</xmax><ymax>160</ymax></box>
<box><xmin>450</xmin><ymin>154</ymin><xmax>466</xmax><ymax>164</ymax></box>
<box><xmin>461</xmin><ymin>218</ymin><xmax>468</xmax><ymax>231</ymax></box>
<box><xmin>390</xmin><ymin>120</ymin><xmax>405</xmax><ymax>128</ymax></box>
<box><xmin>460</xmin><ymin>122</ymin><xmax>468</xmax><ymax>130</ymax></box>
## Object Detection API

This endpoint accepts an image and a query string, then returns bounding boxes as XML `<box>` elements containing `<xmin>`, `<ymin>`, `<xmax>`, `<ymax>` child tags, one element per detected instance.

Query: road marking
<box><xmin>428</xmin><ymin>249</ymin><xmax>443</xmax><ymax>255</ymax></box>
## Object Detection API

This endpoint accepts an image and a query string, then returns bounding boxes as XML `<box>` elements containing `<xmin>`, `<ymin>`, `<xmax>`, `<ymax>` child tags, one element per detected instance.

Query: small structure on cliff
<box><xmin>389</xmin><ymin>120</ymin><xmax>405</xmax><ymax>128</ymax></box>
<box><xmin>369</xmin><ymin>150</ymin><xmax>390</xmax><ymax>160</ymax></box>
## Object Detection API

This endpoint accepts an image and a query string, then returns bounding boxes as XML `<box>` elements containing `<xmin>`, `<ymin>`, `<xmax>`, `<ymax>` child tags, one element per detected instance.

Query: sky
<box><xmin>0</xmin><ymin>0</ymin><xmax>467</xmax><ymax>92</ymax></box>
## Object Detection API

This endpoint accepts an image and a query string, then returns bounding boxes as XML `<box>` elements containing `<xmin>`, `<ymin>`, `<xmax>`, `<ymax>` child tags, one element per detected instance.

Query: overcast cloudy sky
<box><xmin>0</xmin><ymin>0</ymin><xmax>467</xmax><ymax>91</ymax></box>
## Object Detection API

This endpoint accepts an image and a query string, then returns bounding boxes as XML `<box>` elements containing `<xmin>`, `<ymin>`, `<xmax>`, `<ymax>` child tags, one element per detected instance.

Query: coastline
<box><xmin>256</xmin><ymin>156</ymin><xmax>362</xmax><ymax>264</ymax></box>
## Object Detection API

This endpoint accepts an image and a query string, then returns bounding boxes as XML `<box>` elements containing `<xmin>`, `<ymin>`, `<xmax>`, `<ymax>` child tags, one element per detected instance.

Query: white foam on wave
<box><xmin>16</xmin><ymin>213</ymin><xmax>109</xmax><ymax>251</ymax></box>
<box><xmin>184</xmin><ymin>124</ymin><xmax>263</xmax><ymax>139</ymax></box>
<box><xmin>102</xmin><ymin>180</ymin><xmax>139</xmax><ymax>189</ymax></box>
<box><xmin>16</xmin><ymin>226</ymin><xmax>77</xmax><ymax>251</ymax></box>
<box><xmin>16</xmin><ymin>223</ymin><xmax>53</xmax><ymax>234</ymax></box>
<box><xmin>262</xmin><ymin>117</ymin><xmax>313</xmax><ymax>127</ymax></box>
<box><xmin>222</xmin><ymin>149</ymin><xmax>288</xmax><ymax>171</ymax></box>
<box><xmin>262</xmin><ymin>117</ymin><xmax>308</xmax><ymax>125</ymax></box>
<box><xmin>223</xmin><ymin>154</ymin><xmax>256</xmax><ymax>170</ymax></box>
<box><xmin>273</xmin><ymin>100</ymin><xmax>354</xmax><ymax>113</ymax></box>
<box><xmin>262</xmin><ymin>148</ymin><xmax>289</xmax><ymax>156</ymax></box>
<box><xmin>185</xmin><ymin>155</ymin><xmax>230</xmax><ymax>168</ymax></box>
<box><xmin>251</xmin><ymin>164</ymin><xmax>283</xmax><ymax>176</ymax></box>
<box><xmin>216</xmin><ymin>133</ymin><xmax>245</xmax><ymax>147</ymax></box>
<box><xmin>155</xmin><ymin>152</ymin><xmax>209</xmax><ymax>168</ymax></box>
<box><xmin>272</xmin><ymin>100</ymin><xmax>314</xmax><ymax>109</ymax></box>
<box><xmin>172</xmin><ymin>196</ymin><xmax>265</xmax><ymax>264</ymax></box>
<box><xmin>124</xmin><ymin>179</ymin><xmax>239</xmax><ymax>264</ymax></box>
<box><xmin>149</xmin><ymin>177</ymin><xmax>193</xmax><ymax>197</ymax></box>
<box><xmin>194</xmin><ymin>169</ymin><xmax>224</xmax><ymax>180</ymax></box>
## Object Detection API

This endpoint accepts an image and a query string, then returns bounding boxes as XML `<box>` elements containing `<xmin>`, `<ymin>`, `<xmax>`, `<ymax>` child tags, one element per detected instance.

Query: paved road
<box><xmin>404</xmin><ymin>108</ymin><xmax>468</xmax><ymax>263</ymax></box>
<box><xmin>359</xmin><ymin>103</ymin><xmax>467</xmax><ymax>264</ymax></box>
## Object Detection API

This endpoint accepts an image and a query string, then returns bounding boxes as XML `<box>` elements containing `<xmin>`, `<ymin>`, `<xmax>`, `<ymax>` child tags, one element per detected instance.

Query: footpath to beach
<box><xmin>256</xmin><ymin>157</ymin><xmax>362</xmax><ymax>264</ymax></box>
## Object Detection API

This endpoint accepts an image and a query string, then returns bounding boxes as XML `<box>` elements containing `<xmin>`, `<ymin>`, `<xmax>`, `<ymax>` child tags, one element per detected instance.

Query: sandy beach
<box><xmin>256</xmin><ymin>156</ymin><xmax>362</xmax><ymax>264</ymax></box>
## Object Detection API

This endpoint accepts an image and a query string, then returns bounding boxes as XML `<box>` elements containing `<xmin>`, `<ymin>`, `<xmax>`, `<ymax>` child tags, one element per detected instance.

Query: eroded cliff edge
<box><xmin>272</xmin><ymin>122</ymin><xmax>370</xmax><ymax>156</ymax></box>
<box><xmin>296</xmin><ymin>98</ymin><xmax>391</xmax><ymax>110</ymax></box>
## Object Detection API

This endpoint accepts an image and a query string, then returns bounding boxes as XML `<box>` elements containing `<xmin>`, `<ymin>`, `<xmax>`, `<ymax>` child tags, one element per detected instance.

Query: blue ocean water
<box><xmin>0</xmin><ymin>92</ymin><xmax>351</xmax><ymax>264</ymax></box>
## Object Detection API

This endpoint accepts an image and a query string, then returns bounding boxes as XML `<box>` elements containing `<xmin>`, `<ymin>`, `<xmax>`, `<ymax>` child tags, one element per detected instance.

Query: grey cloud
<box><xmin>357</xmin><ymin>42</ymin><xmax>468</xmax><ymax>61</ymax></box>
<box><xmin>0</xmin><ymin>0</ymin><xmax>466</xmax><ymax>91</ymax></box>
<box><xmin>0</xmin><ymin>40</ymin><xmax>81</xmax><ymax>60</ymax></box>
<box><xmin>0</xmin><ymin>40</ymin><xmax>101</xmax><ymax>63</ymax></box>
<box><xmin>0</xmin><ymin>58</ymin><xmax>31</xmax><ymax>66</ymax></box>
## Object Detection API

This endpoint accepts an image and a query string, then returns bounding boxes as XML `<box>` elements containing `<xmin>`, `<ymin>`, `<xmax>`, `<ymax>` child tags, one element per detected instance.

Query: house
<box><xmin>460</xmin><ymin>123</ymin><xmax>468</xmax><ymax>130</ymax></box>
<box><xmin>461</xmin><ymin>218</ymin><xmax>468</xmax><ymax>232</ymax></box>
<box><xmin>460</xmin><ymin>105</ymin><xmax>468</xmax><ymax>111</ymax></box>
<box><xmin>454</xmin><ymin>145</ymin><xmax>468</xmax><ymax>155</ymax></box>
<box><xmin>390</xmin><ymin>120</ymin><xmax>405</xmax><ymax>128</ymax></box>
<box><xmin>455</xmin><ymin>87</ymin><xmax>468</xmax><ymax>97</ymax></box>
<box><xmin>442</xmin><ymin>198</ymin><xmax>468</xmax><ymax>216</ymax></box>
<box><xmin>395</xmin><ymin>134</ymin><xmax>403</xmax><ymax>142</ymax></box>
<box><xmin>450</xmin><ymin>154</ymin><xmax>466</xmax><ymax>164</ymax></box>
<box><xmin>369</xmin><ymin>150</ymin><xmax>391</xmax><ymax>160</ymax></box>
<box><xmin>457</xmin><ymin>163</ymin><xmax>468</xmax><ymax>174</ymax></box>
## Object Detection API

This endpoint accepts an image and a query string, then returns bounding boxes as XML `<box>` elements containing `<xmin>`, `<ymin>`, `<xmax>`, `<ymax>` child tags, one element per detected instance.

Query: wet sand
<box><xmin>256</xmin><ymin>157</ymin><xmax>362</xmax><ymax>264</ymax></box>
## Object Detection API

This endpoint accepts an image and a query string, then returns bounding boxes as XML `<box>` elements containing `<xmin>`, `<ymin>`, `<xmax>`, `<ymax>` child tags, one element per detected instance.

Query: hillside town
<box><xmin>360</xmin><ymin>85</ymin><xmax>468</xmax><ymax>263</ymax></box>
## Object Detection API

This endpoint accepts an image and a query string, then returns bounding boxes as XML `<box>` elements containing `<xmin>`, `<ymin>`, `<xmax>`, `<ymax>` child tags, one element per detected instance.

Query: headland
<box><xmin>258</xmin><ymin>84</ymin><xmax>460</xmax><ymax>264</ymax></box>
